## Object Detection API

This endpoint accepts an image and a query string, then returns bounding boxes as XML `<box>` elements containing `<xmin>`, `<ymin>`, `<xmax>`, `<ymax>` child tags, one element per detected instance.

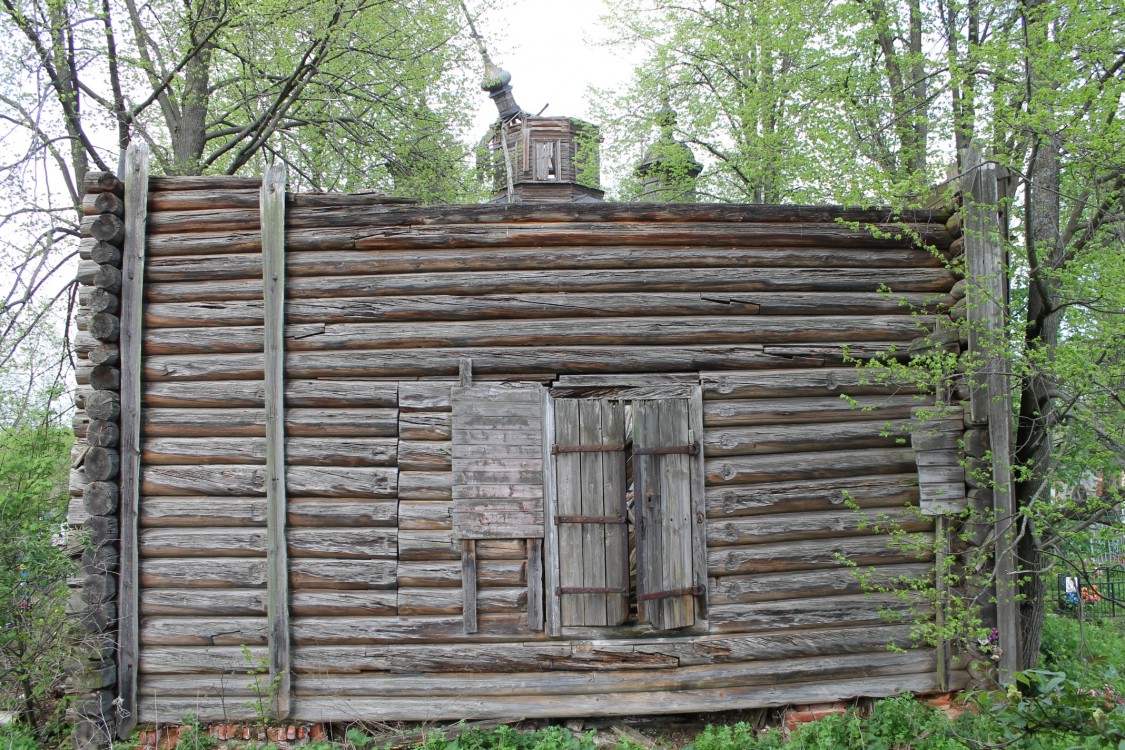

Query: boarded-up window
<box><xmin>552</xmin><ymin>399</ymin><xmax>629</xmax><ymax>626</ymax></box>
<box><xmin>546</xmin><ymin>390</ymin><xmax>705</xmax><ymax>633</ymax></box>
<box><xmin>451</xmin><ymin>383</ymin><xmax>545</xmax><ymax>540</ymax></box>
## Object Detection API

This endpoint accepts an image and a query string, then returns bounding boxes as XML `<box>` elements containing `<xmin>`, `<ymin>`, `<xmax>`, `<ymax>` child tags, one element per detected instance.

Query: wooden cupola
<box><xmin>480</xmin><ymin>66</ymin><xmax>604</xmax><ymax>203</ymax></box>
<box><xmin>635</xmin><ymin>105</ymin><xmax>702</xmax><ymax>202</ymax></box>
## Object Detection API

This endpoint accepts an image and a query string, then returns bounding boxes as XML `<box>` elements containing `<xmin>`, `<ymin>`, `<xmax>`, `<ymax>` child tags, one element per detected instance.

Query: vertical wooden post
<box><xmin>261</xmin><ymin>162</ymin><xmax>291</xmax><ymax>718</ymax></box>
<box><xmin>462</xmin><ymin>540</ymin><xmax>479</xmax><ymax>634</ymax></box>
<box><xmin>963</xmin><ymin>145</ymin><xmax>1019</xmax><ymax>682</ymax></box>
<box><xmin>934</xmin><ymin>515</ymin><xmax>952</xmax><ymax>691</ymax></box>
<box><xmin>527</xmin><ymin>539</ymin><xmax>544</xmax><ymax>631</ymax></box>
<box><xmin>116</xmin><ymin>143</ymin><xmax>148</xmax><ymax>740</ymax></box>
<box><xmin>542</xmin><ymin>391</ymin><xmax>563</xmax><ymax>636</ymax></box>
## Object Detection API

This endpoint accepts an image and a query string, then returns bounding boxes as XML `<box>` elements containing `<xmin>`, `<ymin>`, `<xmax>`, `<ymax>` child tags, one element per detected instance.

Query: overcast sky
<box><xmin>468</xmin><ymin>0</ymin><xmax>637</xmax><ymax>135</ymax></box>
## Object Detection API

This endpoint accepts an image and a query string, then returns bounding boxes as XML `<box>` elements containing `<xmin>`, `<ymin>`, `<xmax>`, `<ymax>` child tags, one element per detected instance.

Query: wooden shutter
<box><xmin>451</xmin><ymin>383</ymin><xmax>544</xmax><ymax>540</ymax></box>
<box><xmin>552</xmin><ymin>399</ymin><xmax>629</xmax><ymax>626</ymax></box>
<box><xmin>634</xmin><ymin>397</ymin><xmax>700</xmax><ymax>630</ymax></box>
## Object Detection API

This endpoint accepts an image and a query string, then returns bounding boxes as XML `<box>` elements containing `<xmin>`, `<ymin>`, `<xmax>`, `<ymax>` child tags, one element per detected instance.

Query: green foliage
<box><xmin>178</xmin><ymin>714</ymin><xmax>218</xmax><ymax>750</ymax></box>
<box><xmin>242</xmin><ymin>644</ymin><xmax>285</xmax><ymax>727</ymax></box>
<box><xmin>0</xmin><ymin>399</ymin><xmax>75</xmax><ymax>738</ymax></box>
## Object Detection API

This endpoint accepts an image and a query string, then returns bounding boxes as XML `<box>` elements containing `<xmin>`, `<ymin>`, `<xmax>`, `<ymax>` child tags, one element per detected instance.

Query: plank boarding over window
<box><xmin>546</xmin><ymin>387</ymin><xmax>706</xmax><ymax>633</ymax></box>
<box><xmin>451</xmin><ymin>383</ymin><xmax>545</xmax><ymax>540</ymax></box>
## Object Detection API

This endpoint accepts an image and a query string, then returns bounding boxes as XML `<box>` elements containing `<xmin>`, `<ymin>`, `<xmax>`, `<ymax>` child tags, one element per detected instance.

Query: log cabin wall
<box><xmin>69</xmin><ymin>168</ymin><xmax>974</xmax><ymax>732</ymax></box>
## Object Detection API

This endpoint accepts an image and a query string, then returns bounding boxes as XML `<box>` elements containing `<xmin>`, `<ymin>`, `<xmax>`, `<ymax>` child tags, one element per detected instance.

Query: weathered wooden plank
<box><xmin>706</xmin><ymin>473</ymin><xmax>920</xmax><ymax>518</ymax></box>
<box><xmin>707</xmin><ymin>593</ymin><xmax>929</xmax><ymax>633</ymax></box>
<box><xmin>144</xmin><ymin>292</ymin><xmax>951</xmax><ymax>329</ymax></box>
<box><xmin>704</xmin><ymin>419</ymin><xmax>912</xmax><ymax>457</ymax></box>
<box><xmin>143</xmin><ymin>344</ymin><xmax>897</xmax><ymax>381</ymax></box>
<box><xmin>141</xmin><ymin>407</ymin><xmax>398</xmax><ymax>438</ymax></box>
<box><xmin>709</xmin><ymin>563</ymin><xmax>934</xmax><ymax>604</ymax></box>
<box><xmin>703</xmin><ymin>395</ymin><xmax>925</xmax><ymax>427</ymax></box>
<box><xmin>140</xmin><ymin>465</ymin><xmax>396</xmax><ymax>497</ymax></box>
<box><xmin>707</xmin><ymin>508</ymin><xmax>932</xmax><ymax>547</ymax></box>
<box><xmin>142</xmin><ymin>380</ymin><xmax>397</xmax><ymax>408</ymax></box>
<box><xmin>142</xmin><ymin>315</ymin><xmax>934</xmax><ymax>355</ymax></box>
<box><xmin>706</xmin><ymin>448</ymin><xmax>917</xmax><ymax>485</ymax></box>
<box><xmin>141</xmin><ymin>617</ymin><xmax>268</xmax><ymax>646</ymax></box>
<box><xmin>707</xmin><ymin>533</ymin><xmax>934</xmax><ymax>576</ymax></box>
<box><xmin>144</xmin><ymin>267</ymin><xmax>958</xmax><ymax>303</ymax></box>
<box><xmin>635</xmin><ymin>397</ymin><xmax>699</xmax><ymax>630</ymax></box>
<box><xmin>117</xmin><ymin>143</ymin><xmax>149</xmax><ymax>741</ymax></box>
<box><xmin>141</xmin><ymin>436</ymin><xmax>397</xmax><ymax>466</ymax></box>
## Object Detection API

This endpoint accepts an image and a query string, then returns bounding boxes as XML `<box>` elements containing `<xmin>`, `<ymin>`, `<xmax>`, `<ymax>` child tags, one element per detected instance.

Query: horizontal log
<box><xmin>397</xmin><ymin>587</ymin><xmax>527</xmax><ymax>616</ymax></box>
<box><xmin>141</xmin><ymin>465</ymin><xmax>396</xmax><ymax>497</ymax></box>
<box><xmin>144</xmin><ymin>292</ymin><xmax>950</xmax><ymax>329</ymax></box>
<box><xmin>90</xmin><ymin>214</ymin><xmax>125</xmax><ymax>245</ymax></box>
<box><xmin>84</xmin><ymin>447</ymin><xmax>119</xmax><ymax>482</ymax></box>
<box><xmin>91</xmin><ymin>242</ymin><xmax>123</xmax><ymax>266</ymax></box>
<box><xmin>144</xmin><ymin>218</ymin><xmax>951</xmax><ymax>250</ymax></box>
<box><xmin>148</xmin><ymin>175</ymin><xmax>262</xmax><ymax>192</ymax></box>
<box><xmin>291</xmin><ymin>591</ymin><xmax>400</xmax><ymax>617</ymax></box>
<box><xmin>703</xmin><ymin>419</ymin><xmax>912</xmax><ymax>457</ymax></box>
<box><xmin>398</xmin><ymin>500</ymin><xmax>453</xmax><ymax>530</ymax></box>
<box><xmin>142</xmin><ymin>649</ymin><xmax>937</xmax><ymax>700</ymax></box>
<box><xmin>705</xmin><ymin>448</ymin><xmax>918</xmax><ymax>485</ymax></box>
<box><xmin>707</xmin><ymin>533</ymin><xmax>934</xmax><ymax>576</ymax></box>
<box><xmin>89</xmin><ymin>343</ymin><xmax>119</xmax><ymax>366</ymax></box>
<box><xmin>88</xmin><ymin>288</ymin><xmax>119</xmax><ymax>315</ymax></box>
<box><xmin>143</xmin><ymin>246</ymin><xmax>949</xmax><ymax>282</ymax></box>
<box><xmin>88</xmin><ymin>313</ymin><xmax>120</xmax><ymax>342</ymax></box>
<box><xmin>94</xmin><ymin>264</ymin><xmax>122</xmax><ymax>292</ymax></box>
<box><xmin>140</xmin><ymin>496</ymin><xmax>397</xmax><ymax>528</ymax></box>
<box><xmin>708</xmin><ymin>563</ymin><xmax>935</xmax><ymax>604</ymax></box>
<box><xmin>140</xmin><ymin>558</ymin><xmax>266</xmax><ymax>588</ymax></box>
<box><xmin>141</xmin><ymin>408</ymin><xmax>398</xmax><ymax>437</ymax></box>
<box><xmin>83</xmin><ymin>482</ymin><xmax>118</xmax><ymax>516</ymax></box>
<box><xmin>703</xmin><ymin>394</ymin><xmax>924</xmax><ymax>427</ymax></box>
<box><xmin>141</xmin><ymin>437</ymin><xmax>396</xmax><ymax>466</ymax></box>
<box><xmin>398</xmin><ymin>441</ymin><xmax>452</xmax><ymax>472</ymax></box>
<box><xmin>706</xmin><ymin>474</ymin><xmax>921</xmax><ymax>518</ymax></box>
<box><xmin>138</xmin><ymin>527</ymin><xmax>396</xmax><ymax>559</ymax></box>
<box><xmin>707</xmin><ymin>508</ymin><xmax>932</xmax><ymax>547</ymax></box>
<box><xmin>701</xmin><ymin>368</ymin><xmax>926</xmax><ymax>399</ymax></box>
<box><xmin>141</xmin><ymin>379</ymin><xmax>397</xmax><ymax>408</ymax></box>
<box><xmin>142</xmin><ymin>344</ymin><xmax>899</xmax><ymax>382</ymax></box>
<box><xmin>399</xmin><ymin>413</ymin><xmax>452</xmax><ymax>441</ymax></box>
<box><xmin>397</xmin><ymin>560</ymin><xmax>525</xmax><ymax>588</ymax></box>
<box><xmin>141</xmin><ymin>617</ymin><xmax>267</xmax><ymax>646</ymax></box>
<box><xmin>89</xmin><ymin>365</ymin><xmax>120</xmax><ymax>391</ymax></box>
<box><xmin>707</xmin><ymin>593</ymin><xmax>929</xmax><ymax>633</ymax></box>
<box><xmin>83</xmin><ymin>171</ymin><xmax>123</xmax><ymax>197</ymax></box>
<box><xmin>141</xmin><ymin>316</ymin><xmax>935</xmax><ymax>355</ymax></box>
<box><xmin>137</xmin><ymin>671</ymin><xmax>967</xmax><ymax>723</ymax></box>
<box><xmin>143</xmin><ymin>202</ymin><xmax>950</xmax><ymax>238</ymax></box>
<box><xmin>141</xmin><ymin>588</ymin><xmax>268</xmax><ymax>616</ymax></box>
<box><xmin>398</xmin><ymin>531</ymin><xmax>524</xmax><ymax>562</ymax></box>
<box><xmin>139</xmin><ymin>623</ymin><xmax>917</xmax><ymax>676</ymax></box>
<box><xmin>80</xmin><ymin>191</ymin><xmax>125</xmax><ymax>216</ymax></box>
<box><xmin>290</xmin><ymin>559</ymin><xmax>397</xmax><ymax>590</ymax></box>
<box><xmin>398</xmin><ymin>471</ymin><xmax>452</xmax><ymax>501</ymax></box>
<box><xmin>144</xmin><ymin>267</ymin><xmax>957</xmax><ymax>303</ymax></box>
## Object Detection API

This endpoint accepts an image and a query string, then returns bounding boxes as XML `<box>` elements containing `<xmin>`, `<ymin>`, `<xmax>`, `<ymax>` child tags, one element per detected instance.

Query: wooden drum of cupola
<box><xmin>482</xmin><ymin>116</ymin><xmax>605</xmax><ymax>203</ymax></box>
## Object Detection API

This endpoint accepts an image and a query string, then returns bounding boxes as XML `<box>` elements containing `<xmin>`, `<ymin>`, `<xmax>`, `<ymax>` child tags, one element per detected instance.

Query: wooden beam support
<box><xmin>116</xmin><ymin>142</ymin><xmax>148</xmax><ymax>740</ymax></box>
<box><xmin>462</xmin><ymin>540</ymin><xmax>478</xmax><ymax>634</ymax></box>
<box><xmin>963</xmin><ymin>145</ymin><xmax>1019</xmax><ymax>681</ymax></box>
<box><xmin>261</xmin><ymin>162</ymin><xmax>292</xmax><ymax>718</ymax></box>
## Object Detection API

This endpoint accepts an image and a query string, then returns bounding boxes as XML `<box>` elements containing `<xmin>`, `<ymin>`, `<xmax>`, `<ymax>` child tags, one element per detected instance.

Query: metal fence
<box><xmin>1057</xmin><ymin>566</ymin><xmax>1125</xmax><ymax>618</ymax></box>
